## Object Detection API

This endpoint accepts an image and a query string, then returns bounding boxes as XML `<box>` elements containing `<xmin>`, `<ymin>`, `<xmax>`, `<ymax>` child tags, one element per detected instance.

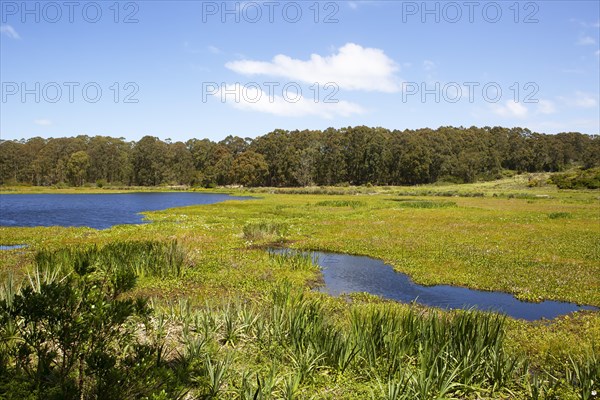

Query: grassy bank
<box><xmin>0</xmin><ymin>177</ymin><xmax>598</xmax><ymax>398</ymax></box>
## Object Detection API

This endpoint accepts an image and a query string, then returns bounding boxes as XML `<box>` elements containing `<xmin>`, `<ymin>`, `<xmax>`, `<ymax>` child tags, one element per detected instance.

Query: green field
<box><xmin>1</xmin><ymin>176</ymin><xmax>599</xmax><ymax>399</ymax></box>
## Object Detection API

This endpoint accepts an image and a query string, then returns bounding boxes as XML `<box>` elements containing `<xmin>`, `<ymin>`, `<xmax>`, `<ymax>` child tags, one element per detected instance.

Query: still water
<box><xmin>0</xmin><ymin>192</ymin><xmax>250</xmax><ymax>230</ymax></box>
<box><xmin>273</xmin><ymin>249</ymin><xmax>597</xmax><ymax>321</ymax></box>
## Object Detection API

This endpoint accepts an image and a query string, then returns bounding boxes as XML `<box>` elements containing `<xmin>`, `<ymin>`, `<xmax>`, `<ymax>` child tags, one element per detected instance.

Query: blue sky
<box><xmin>1</xmin><ymin>0</ymin><xmax>599</xmax><ymax>142</ymax></box>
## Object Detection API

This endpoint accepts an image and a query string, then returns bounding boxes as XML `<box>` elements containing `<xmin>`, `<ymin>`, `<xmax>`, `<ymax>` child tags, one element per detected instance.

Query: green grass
<box><xmin>314</xmin><ymin>200</ymin><xmax>366</xmax><ymax>208</ymax></box>
<box><xmin>243</xmin><ymin>220</ymin><xmax>289</xmax><ymax>242</ymax></box>
<box><xmin>31</xmin><ymin>240</ymin><xmax>187</xmax><ymax>279</ymax></box>
<box><xmin>391</xmin><ymin>199</ymin><xmax>457</xmax><ymax>208</ymax></box>
<box><xmin>0</xmin><ymin>176</ymin><xmax>599</xmax><ymax>398</ymax></box>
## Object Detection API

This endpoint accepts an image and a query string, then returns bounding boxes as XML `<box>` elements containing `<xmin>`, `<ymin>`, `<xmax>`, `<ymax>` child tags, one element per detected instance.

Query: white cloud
<box><xmin>34</xmin><ymin>119</ymin><xmax>52</xmax><ymax>126</ymax></box>
<box><xmin>208</xmin><ymin>45</ymin><xmax>222</xmax><ymax>54</ymax></box>
<box><xmin>347</xmin><ymin>1</ymin><xmax>379</xmax><ymax>10</ymax></box>
<box><xmin>183</xmin><ymin>41</ymin><xmax>201</xmax><ymax>54</ymax></box>
<box><xmin>570</xmin><ymin>19</ymin><xmax>600</xmax><ymax>29</ymax></box>
<box><xmin>537</xmin><ymin>100</ymin><xmax>556</xmax><ymax>115</ymax></box>
<box><xmin>212</xmin><ymin>83</ymin><xmax>365</xmax><ymax>118</ymax></box>
<box><xmin>0</xmin><ymin>24</ymin><xmax>20</xmax><ymax>39</ymax></box>
<box><xmin>491</xmin><ymin>100</ymin><xmax>528</xmax><ymax>119</ymax></box>
<box><xmin>557</xmin><ymin>92</ymin><xmax>598</xmax><ymax>108</ymax></box>
<box><xmin>225</xmin><ymin>43</ymin><xmax>401</xmax><ymax>92</ymax></box>
<box><xmin>423</xmin><ymin>60</ymin><xmax>436</xmax><ymax>71</ymax></box>
<box><xmin>577</xmin><ymin>35</ymin><xmax>596</xmax><ymax>45</ymax></box>
<box><xmin>573</xmin><ymin>91</ymin><xmax>598</xmax><ymax>108</ymax></box>
<box><xmin>561</xmin><ymin>68</ymin><xmax>585</xmax><ymax>74</ymax></box>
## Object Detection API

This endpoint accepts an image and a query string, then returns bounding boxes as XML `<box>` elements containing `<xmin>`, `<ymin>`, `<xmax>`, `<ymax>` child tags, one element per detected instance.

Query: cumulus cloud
<box><xmin>0</xmin><ymin>25</ymin><xmax>20</xmax><ymax>39</ymax></box>
<box><xmin>491</xmin><ymin>100</ymin><xmax>528</xmax><ymax>118</ymax></box>
<box><xmin>225</xmin><ymin>43</ymin><xmax>401</xmax><ymax>92</ymax></box>
<box><xmin>212</xmin><ymin>83</ymin><xmax>365</xmax><ymax>118</ymax></box>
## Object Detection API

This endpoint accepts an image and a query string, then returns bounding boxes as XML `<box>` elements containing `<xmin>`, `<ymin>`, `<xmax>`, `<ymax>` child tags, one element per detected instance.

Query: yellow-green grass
<box><xmin>1</xmin><ymin>179</ymin><xmax>598</xmax><ymax>304</ymax></box>
<box><xmin>1</xmin><ymin>178</ymin><xmax>599</xmax><ymax>388</ymax></box>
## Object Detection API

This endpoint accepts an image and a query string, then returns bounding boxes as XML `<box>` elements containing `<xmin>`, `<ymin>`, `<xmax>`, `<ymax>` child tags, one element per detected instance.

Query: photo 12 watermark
<box><xmin>1</xmin><ymin>1</ymin><xmax>139</xmax><ymax>24</ymax></box>
<box><xmin>401</xmin><ymin>81</ymin><xmax>539</xmax><ymax>104</ymax></box>
<box><xmin>202</xmin><ymin>81</ymin><xmax>340</xmax><ymax>104</ymax></box>
<box><xmin>201</xmin><ymin>1</ymin><xmax>339</xmax><ymax>24</ymax></box>
<box><xmin>198</xmin><ymin>1</ymin><xmax>539</xmax><ymax>24</ymax></box>
<box><xmin>398</xmin><ymin>1</ymin><xmax>540</xmax><ymax>23</ymax></box>
<box><xmin>1</xmin><ymin>82</ymin><xmax>140</xmax><ymax>103</ymax></box>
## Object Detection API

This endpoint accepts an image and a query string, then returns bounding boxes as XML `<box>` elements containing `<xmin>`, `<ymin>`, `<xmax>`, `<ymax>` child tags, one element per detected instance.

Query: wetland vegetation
<box><xmin>0</xmin><ymin>173</ymin><xmax>598</xmax><ymax>399</ymax></box>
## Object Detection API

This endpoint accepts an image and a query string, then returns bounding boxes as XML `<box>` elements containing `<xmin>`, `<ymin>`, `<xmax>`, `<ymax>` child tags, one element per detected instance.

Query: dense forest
<box><xmin>1</xmin><ymin>126</ymin><xmax>598</xmax><ymax>187</ymax></box>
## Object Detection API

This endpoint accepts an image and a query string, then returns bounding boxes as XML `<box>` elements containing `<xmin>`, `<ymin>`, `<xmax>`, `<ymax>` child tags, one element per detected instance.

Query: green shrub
<box><xmin>548</xmin><ymin>212</ymin><xmax>572</xmax><ymax>219</ymax></box>
<box><xmin>0</xmin><ymin>260</ymin><xmax>173</xmax><ymax>399</ymax></box>
<box><xmin>550</xmin><ymin>168</ymin><xmax>600</xmax><ymax>189</ymax></box>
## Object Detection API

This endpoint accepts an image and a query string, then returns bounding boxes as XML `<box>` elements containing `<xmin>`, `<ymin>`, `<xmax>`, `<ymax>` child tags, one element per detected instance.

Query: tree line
<box><xmin>1</xmin><ymin>126</ymin><xmax>598</xmax><ymax>187</ymax></box>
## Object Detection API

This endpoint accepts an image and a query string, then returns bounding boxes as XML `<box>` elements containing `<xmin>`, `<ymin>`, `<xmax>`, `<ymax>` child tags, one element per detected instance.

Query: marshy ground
<box><xmin>0</xmin><ymin>175</ymin><xmax>598</xmax><ymax>399</ymax></box>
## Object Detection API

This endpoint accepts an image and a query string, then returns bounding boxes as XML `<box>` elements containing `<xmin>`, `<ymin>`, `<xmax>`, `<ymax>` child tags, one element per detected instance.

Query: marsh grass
<box><xmin>269</xmin><ymin>251</ymin><xmax>319</xmax><ymax>271</ymax></box>
<box><xmin>243</xmin><ymin>221</ymin><xmax>289</xmax><ymax>241</ymax></box>
<box><xmin>567</xmin><ymin>349</ymin><xmax>600</xmax><ymax>400</ymax></box>
<box><xmin>146</xmin><ymin>284</ymin><xmax>551</xmax><ymax>398</ymax></box>
<box><xmin>391</xmin><ymin>199</ymin><xmax>457</xmax><ymax>208</ymax></box>
<box><xmin>0</xmin><ymin>272</ymin><xmax>19</xmax><ymax>309</ymax></box>
<box><xmin>33</xmin><ymin>240</ymin><xmax>187</xmax><ymax>279</ymax></box>
<box><xmin>315</xmin><ymin>200</ymin><xmax>366</xmax><ymax>208</ymax></box>
<box><xmin>1</xmin><ymin>180</ymin><xmax>599</xmax><ymax>398</ymax></box>
<box><xmin>396</xmin><ymin>190</ymin><xmax>484</xmax><ymax>198</ymax></box>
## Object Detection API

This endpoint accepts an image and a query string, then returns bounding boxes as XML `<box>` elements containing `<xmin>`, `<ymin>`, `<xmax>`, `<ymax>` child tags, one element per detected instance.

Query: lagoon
<box><xmin>0</xmin><ymin>192</ymin><xmax>250</xmax><ymax>230</ymax></box>
<box><xmin>273</xmin><ymin>249</ymin><xmax>597</xmax><ymax>321</ymax></box>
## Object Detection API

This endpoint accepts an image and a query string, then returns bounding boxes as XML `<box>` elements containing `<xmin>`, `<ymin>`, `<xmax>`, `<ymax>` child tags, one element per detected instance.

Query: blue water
<box><xmin>0</xmin><ymin>244</ymin><xmax>27</xmax><ymax>250</ymax></box>
<box><xmin>272</xmin><ymin>249</ymin><xmax>597</xmax><ymax>321</ymax></box>
<box><xmin>0</xmin><ymin>192</ymin><xmax>251</xmax><ymax>230</ymax></box>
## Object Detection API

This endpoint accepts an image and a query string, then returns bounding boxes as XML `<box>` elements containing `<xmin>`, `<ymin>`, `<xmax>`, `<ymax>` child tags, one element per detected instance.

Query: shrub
<box><xmin>550</xmin><ymin>168</ymin><xmax>600</xmax><ymax>189</ymax></box>
<box><xmin>0</xmin><ymin>259</ymin><xmax>173</xmax><ymax>399</ymax></box>
<box><xmin>548</xmin><ymin>212</ymin><xmax>572</xmax><ymax>219</ymax></box>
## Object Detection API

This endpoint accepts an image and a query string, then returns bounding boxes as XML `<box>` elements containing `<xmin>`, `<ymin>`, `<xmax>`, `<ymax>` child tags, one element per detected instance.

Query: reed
<box><xmin>243</xmin><ymin>221</ymin><xmax>289</xmax><ymax>241</ymax></box>
<box><xmin>33</xmin><ymin>240</ymin><xmax>187</xmax><ymax>279</ymax></box>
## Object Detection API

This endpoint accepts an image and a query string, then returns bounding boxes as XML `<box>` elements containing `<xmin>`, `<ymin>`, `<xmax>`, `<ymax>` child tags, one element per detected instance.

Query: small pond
<box><xmin>272</xmin><ymin>249</ymin><xmax>597</xmax><ymax>321</ymax></box>
<box><xmin>0</xmin><ymin>193</ymin><xmax>251</xmax><ymax>230</ymax></box>
<box><xmin>0</xmin><ymin>245</ymin><xmax>27</xmax><ymax>250</ymax></box>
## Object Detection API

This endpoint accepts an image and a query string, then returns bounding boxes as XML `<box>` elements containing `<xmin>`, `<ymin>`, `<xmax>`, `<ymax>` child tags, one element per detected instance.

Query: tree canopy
<box><xmin>0</xmin><ymin>127</ymin><xmax>597</xmax><ymax>187</ymax></box>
